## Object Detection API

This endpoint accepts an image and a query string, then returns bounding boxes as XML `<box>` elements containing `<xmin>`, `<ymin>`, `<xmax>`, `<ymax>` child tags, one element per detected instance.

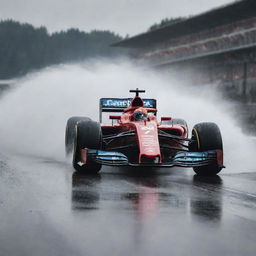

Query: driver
<box><xmin>133</xmin><ymin>107</ymin><xmax>148</xmax><ymax>121</ymax></box>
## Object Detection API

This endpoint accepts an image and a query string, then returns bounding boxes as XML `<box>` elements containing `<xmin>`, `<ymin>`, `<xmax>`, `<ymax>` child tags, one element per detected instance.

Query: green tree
<box><xmin>0</xmin><ymin>20</ymin><xmax>125</xmax><ymax>79</ymax></box>
<box><xmin>148</xmin><ymin>17</ymin><xmax>186</xmax><ymax>31</ymax></box>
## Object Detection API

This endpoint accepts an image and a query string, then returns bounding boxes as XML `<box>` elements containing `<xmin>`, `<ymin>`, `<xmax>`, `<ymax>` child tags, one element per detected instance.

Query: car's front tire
<box><xmin>189</xmin><ymin>122</ymin><xmax>223</xmax><ymax>176</ymax></box>
<box><xmin>65</xmin><ymin>116</ymin><xmax>91</xmax><ymax>156</ymax></box>
<box><xmin>73</xmin><ymin>119</ymin><xmax>102</xmax><ymax>174</ymax></box>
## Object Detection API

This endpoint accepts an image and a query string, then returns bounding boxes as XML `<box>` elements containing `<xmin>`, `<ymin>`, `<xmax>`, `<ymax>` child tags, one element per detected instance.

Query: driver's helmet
<box><xmin>133</xmin><ymin>107</ymin><xmax>148</xmax><ymax>121</ymax></box>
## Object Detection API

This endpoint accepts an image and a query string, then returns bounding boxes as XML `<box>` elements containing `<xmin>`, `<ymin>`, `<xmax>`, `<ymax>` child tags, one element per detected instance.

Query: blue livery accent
<box><xmin>100</xmin><ymin>98</ymin><xmax>156</xmax><ymax>109</ymax></box>
<box><xmin>85</xmin><ymin>149</ymin><xmax>217</xmax><ymax>167</ymax></box>
<box><xmin>173</xmin><ymin>151</ymin><xmax>216</xmax><ymax>164</ymax></box>
<box><xmin>87</xmin><ymin>149</ymin><xmax>128</xmax><ymax>165</ymax></box>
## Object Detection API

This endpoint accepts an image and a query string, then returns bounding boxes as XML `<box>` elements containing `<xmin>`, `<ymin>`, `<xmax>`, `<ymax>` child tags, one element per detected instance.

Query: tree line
<box><xmin>0</xmin><ymin>20</ymin><xmax>125</xmax><ymax>79</ymax></box>
<box><xmin>148</xmin><ymin>17</ymin><xmax>186</xmax><ymax>31</ymax></box>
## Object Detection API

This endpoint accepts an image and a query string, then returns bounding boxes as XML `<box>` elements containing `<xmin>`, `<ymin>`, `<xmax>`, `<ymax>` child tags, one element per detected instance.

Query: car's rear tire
<box><xmin>189</xmin><ymin>122</ymin><xmax>223</xmax><ymax>176</ymax></box>
<box><xmin>172</xmin><ymin>118</ymin><xmax>187</xmax><ymax>127</ymax></box>
<box><xmin>172</xmin><ymin>118</ymin><xmax>188</xmax><ymax>137</ymax></box>
<box><xmin>73</xmin><ymin>120</ymin><xmax>102</xmax><ymax>174</ymax></box>
<box><xmin>65</xmin><ymin>116</ymin><xmax>91</xmax><ymax>156</ymax></box>
<box><xmin>162</xmin><ymin>118</ymin><xmax>187</xmax><ymax>127</ymax></box>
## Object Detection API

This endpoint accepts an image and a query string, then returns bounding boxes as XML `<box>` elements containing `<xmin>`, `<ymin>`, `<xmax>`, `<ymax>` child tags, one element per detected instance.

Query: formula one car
<box><xmin>65</xmin><ymin>89</ymin><xmax>224</xmax><ymax>176</ymax></box>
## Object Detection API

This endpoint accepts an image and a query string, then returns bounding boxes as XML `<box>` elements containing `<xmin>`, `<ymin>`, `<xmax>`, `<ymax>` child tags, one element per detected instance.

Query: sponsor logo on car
<box><xmin>101</xmin><ymin>98</ymin><xmax>156</xmax><ymax>109</ymax></box>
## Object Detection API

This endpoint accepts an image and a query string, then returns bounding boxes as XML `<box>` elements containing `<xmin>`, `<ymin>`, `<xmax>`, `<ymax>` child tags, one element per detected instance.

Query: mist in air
<box><xmin>0</xmin><ymin>60</ymin><xmax>254</xmax><ymax>173</ymax></box>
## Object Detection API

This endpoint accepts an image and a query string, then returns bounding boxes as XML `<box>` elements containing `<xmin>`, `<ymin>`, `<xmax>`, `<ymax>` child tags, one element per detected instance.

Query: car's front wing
<box><xmin>78</xmin><ymin>149</ymin><xmax>224</xmax><ymax>168</ymax></box>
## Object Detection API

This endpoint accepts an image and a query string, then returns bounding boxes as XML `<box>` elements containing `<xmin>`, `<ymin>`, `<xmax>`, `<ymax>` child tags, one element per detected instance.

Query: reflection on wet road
<box><xmin>1</xmin><ymin>155</ymin><xmax>256</xmax><ymax>256</ymax></box>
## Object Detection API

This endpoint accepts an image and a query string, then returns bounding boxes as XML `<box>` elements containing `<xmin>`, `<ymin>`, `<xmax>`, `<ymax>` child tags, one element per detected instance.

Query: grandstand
<box><xmin>114</xmin><ymin>0</ymin><xmax>256</xmax><ymax>102</ymax></box>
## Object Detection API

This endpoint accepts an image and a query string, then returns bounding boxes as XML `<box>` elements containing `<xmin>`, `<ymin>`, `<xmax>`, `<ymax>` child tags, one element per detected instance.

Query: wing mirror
<box><xmin>109</xmin><ymin>115</ymin><xmax>121</xmax><ymax>120</ymax></box>
<box><xmin>109</xmin><ymin>115</ymin><xmax>121</xmax><ymax>125</ymax></box>
<box><xmin>161</xmin><ymin>117</ymin><xmax>172</xmax><ymax>121</ymax></box>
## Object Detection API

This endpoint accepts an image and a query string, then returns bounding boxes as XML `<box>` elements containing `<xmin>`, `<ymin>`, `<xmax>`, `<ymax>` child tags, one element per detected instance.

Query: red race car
<box><xmin>65</xmin><ymin>89</ymin><xmax>224</xmax><ymax>176</ymax></box>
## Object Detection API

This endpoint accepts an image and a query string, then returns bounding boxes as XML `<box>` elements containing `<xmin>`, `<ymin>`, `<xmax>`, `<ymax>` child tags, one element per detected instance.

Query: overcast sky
<box><xmin>0</xmin><ymin>0</ymin><xmax>234</xmax><ymax>36</ymax></box>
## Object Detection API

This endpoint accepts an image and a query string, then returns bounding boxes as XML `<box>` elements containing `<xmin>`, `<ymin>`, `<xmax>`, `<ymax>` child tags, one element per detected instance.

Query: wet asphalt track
<box><xmin>0</xmin><ymin>153</ymin><xmax>256</xmax><ymax>256</ymax></box>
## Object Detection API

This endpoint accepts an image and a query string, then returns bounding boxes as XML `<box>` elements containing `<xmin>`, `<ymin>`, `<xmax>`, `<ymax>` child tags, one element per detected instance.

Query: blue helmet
<box><xmin>134</xmin><ymin>111</ymin><xmax>147</xmax><ymax>121</ymax></box>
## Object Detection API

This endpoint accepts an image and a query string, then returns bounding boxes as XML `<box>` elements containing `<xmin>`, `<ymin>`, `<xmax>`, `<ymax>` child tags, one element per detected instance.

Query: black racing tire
<box><xmin>161</xmin><ymin>118</ymin><xmax>188</xmax><ymax>129</ymax></box>
<box><xmin>73</xmin><ymin>120</ymin><xmax>102</xmax><ymax>174</ymax></box>
<box><xmin>65</xmin><ymin>116</ymin><xmax>91</xmax><ymax>156</ymax></box>
<box><xmin>172</xmin><ymin>118</ymin><xmax>188</xmax><ymax>137</ymax></box>
<box><xmin>172</xmin><ymin>118</ymin><xmax>187</xmax><ymax>127</ymax></box>
<box><xmin>189</xmin><ymin>122</ymin><xmax>223</xmax><ymax>176</ymax></box>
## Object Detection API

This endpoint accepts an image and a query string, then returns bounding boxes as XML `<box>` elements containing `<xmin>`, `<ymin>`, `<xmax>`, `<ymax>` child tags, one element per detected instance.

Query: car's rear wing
<box><xmin>99</xmin><ymin>98</ymin><xmax>156</xmax><ymax>123</ymax></box>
